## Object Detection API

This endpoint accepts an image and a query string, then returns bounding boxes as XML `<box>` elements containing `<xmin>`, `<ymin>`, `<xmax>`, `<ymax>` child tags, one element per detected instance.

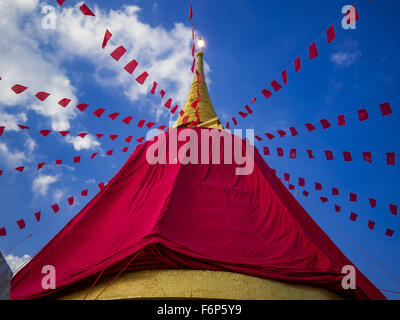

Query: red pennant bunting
<box><xmin>37</xmin><ymin>162</ymin><xmax>45</xmax><ymax>170</ymax></box>
<box><xmin>110</xmin><ymin>46</ymin><xmax>126</xmax><ymax>61</ymax></box>
<box><xmin>106</xmin><ymin>150</ymin><xmax>113</xmax><ymax>156</ymax></box>
<box><xmin>306</xmin><ymin>149</ymin><xmax>315</xmax><ymax>159</ymax></box>
<box><xmin>289</xmin><ymin>184</ymin><xmax>295</xmax><ymax>190</ymax></box>
<box><xmin>76</xmin><ymin>103</ymin><xmax>89</xmax><ymax>112</ymax></box>
<box><xmin>122</xmin><ymin>116</ymin><xmax>133</xmax><ymax>125</ymax></box>
<box><xmin>349</xmin><ymin>212</ymin><xmax>358</xmax><ymax>222</ymax></box>
<box><xmin>337</xmin><ymin>114</ymin><xmax>346</xmax><ymax>126</ymax></box>
<box><xmin>320</xmin><ymin>119</ymin><xmax>331</xmax><ymax>129</ymax></box>
<box><xmin>0</xmin><ymin>228</ymin><xmax>6</xmax><ymax>237</ymax></box>
<box><xmin>357</xmin><ymin>109</ymin><xmax>369</xmax><ymax>121</ymax></box>
<box><xmin>334</xmin><ymin>205</ymin><xmax>341</xmax><ymax>212</ymax></box>
<box><xmin>150</xmin><ymin>82</ymin><xmax>157</xmax><ymax>95</ymax></box>
<box><xmin>277</xmin><ymin>130</ymin><xmax>286</xmax><ymax>137</ymax></box>
<box><xmin>160</xmin><ymin>90</ymin><xmax>166</xmax><ymax>98</ymax></box>
<box><xmin>189</xmin><ymin>3</ymin><xmax>193</xmax><ymax>23</ymax></box>
<box><xmin>137</xmin><ymin>120</ymin><xmax>145</xmax><ymax>128</ymax></box>
<box><xmin>40</xmin><ymin>129</ymin><xmax>51</xmax><ymax>137</ymax></box>
<box><xmin>385</xmin><ymin>229</ymin><xmax>394</xmax><ymax>237</ymax></box>
<box><xmin>58</xmin><ymin>98</ymin><xmax>71</xmax><ymax>107</ymax></box>
<box><xmin>332</xmin><ymin>187</ymin><xmax>339</xmax><ymax>196</ymax></box>
<box><xmin>386</xmin><ymin>152</ymin><xmax>395</xmax><ymax>165</ymax></box>
<box><xmin>95</xmin><ymin>134</ymin><xmax>104</xmax><ymax>139</ymax></box>
<box><xmin>157</xmin><ymin>125</ymin><xmax>166</xmax><ymax>131</ymax></box>
<box><xmin>191</xmin><ymin>58</ymin><xmax>196</xmax><ymax>73</ymax></box>
<box><xmin>59</xmin><ymin>131</ymin><xmax>70</xmax><ymax>136</ymax></box>
<box><xmin>77</xmin><ymin>132</ymin><xmax>87</xmax><ymax>138</ymax></box>
<box><xmin>238</xmin><ymin>111</ymin><xmax>248</xmax><ymax>118</ymax></box>
<box><xmin>309</xmin><ymin>42</ymin><xmax>318</xmax><ymax>60</ymax></box>
<box><xmin>363</xmin><ymin>152</ymin><xmax>372</xmax><ymax>163</ymax></box>
<box><xmin>164</xmin><ymin>98</ymin><xmax>172</xmax><ymax>109</ymax></box>
<box><xmin>289</xmin><ymin>149</ymin><xmax>297</xmax><ymax>159</ymax></box>
<box><xmin>303</xmin><ymin>191</ymin><xmax>309</xmax><ymax>197</ymax></box>
<box><xmin>57</xmin><ymin>0</ymin><xmax>66</xmax><ymax>6</ymax></box>
<box><xmin>102</xmin><ymin>29</ymin><xmax>112</xmax><ymax>49</ymax></box>
<box><xmin>125</xmin><ymin>136</ymin><xmax>133</xmax><ymax>143</ymax></box>
<box><xmin>343</xmin><ymin>151</ymin><xmax>352</xmax><ymax>162</ymax></box>
<box><xmin>315</xmin><ymin>182</ymin><xmax>322</xmax><ymax>191</ymax></box>
<box><xmin>146</xmin><ymin>122</ymin><xmax>156</xmax><ymax>129</ymax></box>
<box><xmin>35</xmin><ymin>92</ymin><xmax>50</xmax><ymax>101</ymax></box>
<box><xmin>98</xmin><ymin>183</ymin><xmax>105</xmax><ymax>190</ymax></box>
<box><xmin>284</xmin><ymin>173</ymin><xmax>290</xmax><ymax>182</ymax></box>
<box><xmin>281</xmin><ymin>70</ymin><xmax>288</xmax><ymax>84</ymax></box>
<box><xmin>17</xmin><ymin>219</ymin><xmax>25</xmax><ymax>230</ymax></box>
<box><xmin>17</xmin><ymin>124</ymin><xmax>29</xmax><ymax>130</ymax></box>
<box><xmin>255</xmin><ymin>135</ymin><xmax>262</xmax><ymax>142</ymax></box>
<box><xmin>107</xmin><ymin>135</ymin><xmax>118</xmax><ymax>141</ymax></box>
<box><xmin>51</xmin><ymin>203</ymin><xmax>60</xmax><ymax>213</ymax></box>
<box><xmin>0</xmin><ymin>126</ymin><xmax>4</xmax><ymax>136</ymax></box>
<box><xmin>294</xmin><ymin>57</ymin><xmax>301</xmax><ymax>72</ymax></box>
<box><xmin>122</xmin><ymin>147</ymin><xmax>129</xmax><ymax>153</ymax></box>
<box><xmin>389</xmin><ymin>204</ymin><xmax>398</xmax><ymax>216</ymax></box>
<box><xmin>135</xmin><ymin>72</ymin><xmax>148</xmax><ymax>85</ymax></box>
<box><xmin>55</xmin><ymin>159</ymin><xmax>62</xmax><ymax>165</ymax></box>
<box><xmin>380</xmin><ymin>102</ymin><xmax>392</xmax><ymax>116</ymax></box>
<box><xmin>304</xmin><ymin>123</ymin><xmax>316</xmax><ymax>132</ymax></box>
<box><xmin>349</xmin><ymin>193</ymin><xmax>357</xmax><ymax>202</ymax></box>
<box><xmin>93</xmin><ymin>108</ymin><xmax>106</xmax><ymax>118</ymax></box>
<box><xmin>320</xmin><ymin>197</ymin><xmax>328</xmax><ymax>203</ymax></box>
<box><xmin>34</xmin><ymin>211</ymin><xmax>41</xmax><ymax>222</ymax></box>
<box><xmin>297</xmin><ymin>178</ymin><xmax>304</xmax><ymax>187</ymax></box>
<box><xmin>277</xmin><ymin>148</ymin><xmax>284</xmax><ymax>157</ymax></box>
<box><xmin>67</xmin><ymin>197</ymin><xmax>74</xmax><ymax>206</ymax></box>
<box><xmin>265</xmin><ymin>133</ymin><xmax>275</xmax><ymax>140</ymax></box>
<box><xmin>137</xmin><ymin>137</ymin><xmax>145</xmax><ymax>143</ymax></box>
<box><xmin>80</xmin><ymin>3</ymin><xmax>95</xmax><ymax>16</ymax></box>
<box><xmin>271</xmin><ymin>80</ymin><xmax>282</xmax><ymax>92</ymax></box>
<box><xmin>73</xmin><ymin>156</ymin><xmax>81</xmax><ymax>163</ymax></box>
<box><xmin>124</xmin><ymin>59</ymin><xmax>139</xmax><ymax>74</ymax></box>
<box><xmin>81</xmin><ymin>189</ymin><xmax>88</xmax><ymax>196</ymax></box>
<box><xmin>326</xmin><ymin>25</ymin><xmax>335</xmax><ymax>44</ymax></box>
<box><xmin>11</xmin><ymin>84</ymin><xmax>28</xmax><ymax>94</ymax></box>
<box><xmin>244</xmin><ymin>105</ymin><xmax>253</xmax><ymax>114</ymax></box>
<box><xmin>325</xmin><ymin>150</ymin><xmax>334</xmax><ymax>160</ymax></box>
<box><xmin>261</xmin><ymin>89</ymin><xmax>272</xmax><ymax>99</ymax></box>
<box><xmin>192</xmin><ymin>42</ymin><xmax>195</xmax><ymax>57</ymax></box>
<box><xmin>263</xmin><ymin>146</ymin><xmax>270</xmax><ymax>155</ymax></box>
<box><xmin>108</xmin><ymin>112</ymin><xmax>120</xmax><ymax>120</ymax></box>
<box><xmin>289</xmin><ymin>127</ymin><xmax>298</xmax><ymax>136</ymax></box>
<box><xmin>91</xmin><ymin>153</ymin><xmax>98</xmax><ymax>159</ymax></box>
<box><xmin>368</xmin><ymin>220</ymin><xmax>376</xmax><ymax>230</ymax></box>
<box><xmin>369</xmin><ymin>198</ymin><xmax>377</xmax><ymax>208</ymax></box>
<box><xmin>251</xmin><ymin>97</ymin><xmax>256</xmax><ymax>103</ymax></box>
<box><xmin>171</xmin><ymin>105</ymin><xmax>178</xmax><ymax>114</ymax></box>
<box><xmin>232</xmin><ymin>117</ymin><xmax>237</xmax><ymax>126</ymax></box>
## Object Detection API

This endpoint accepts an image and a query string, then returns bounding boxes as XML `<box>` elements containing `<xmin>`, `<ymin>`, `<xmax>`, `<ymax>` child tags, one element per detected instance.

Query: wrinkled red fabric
<box><xmin>326</xmin><ymin>25</ymin><xmax>335</xmax><ymax>44</ymax></box>
<box><xmin>102</xmin><ymin>29</ymin><xmax>112</xmax><ymax>49</ymax></box>
<box><xmin>11</xmin><ymin>128</ymin><xmax>385</xmax><ymax>300</ymax></box>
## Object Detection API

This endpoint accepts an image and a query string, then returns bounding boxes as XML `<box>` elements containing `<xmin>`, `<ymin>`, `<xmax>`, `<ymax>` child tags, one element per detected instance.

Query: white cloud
<box><xmin>65</xmin><ymin>134</ymin><xmax>100</xmax><ymax>151</ymax></box>
<box><xmin>32</xmin><ymin>174</ymin><xmax>59</xmax><ymax>196</ymax></box>
<box><xmin>330</xmin><ymin>51</ymin><xmax>361</xmax><ymax>67</ymax></box>
<box><xmin>5</xmin><ymin>253</ymin><xmax>31</xmax><ymax>273</ymax></box>
<box><xmin>0</xmin><ymin>143</ymin><xmax>27</xmax><ymax>167</ymax></box>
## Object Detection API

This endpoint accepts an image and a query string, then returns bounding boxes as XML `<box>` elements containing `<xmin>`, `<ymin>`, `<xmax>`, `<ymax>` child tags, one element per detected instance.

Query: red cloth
<box><xmin>124</xmin><ymin>60</ymin><xmax>138</xmax><ymax>74</ymax></box>
<box><xmin>261</xmin><ymin>89</ymin><xmax>272</xmax><ymax>99</ymax></box>
<box><xmin>263</xmin><ymin>147</ymin><xmax>270</xmax><ymax>155</ymax></box>
<box><xmin>102</xmin><ymin>29</ymin><xmax>112</xmax><ymax>49</ymax></box>
<box><xmin>306</xmin><ymin>149</ymin><xmax>315</xmax><ymax>159</ymax></box>
<box><xmin>96</xmin><ymin>134</ymin><xmax>104</xmax><ymax>139</ymax></box>
<box><xmin>191</xmin><ymin>58</ymin><xmax>196</xmax><ymax>73</ymax></box>
<box><xmin>271</xmin><ymin>80</ymin><xmax>282</xmax><ymax>92</ymax></box>
<box><xmin>150</xmin><ymin>82</ymin><xmax>157</xmax><ymax>95</ymax></box>
<box><xmin>81</xmin><ymin>190</ymin><xmax>88</xmax><ymax>197</ymax></box>
<box><xmin>244</xmin><ymin>105</ymin><xmax>253</xmax><ymax>114</ymax></box>
<box><xmin>93</xmin><ymin>108</ymin><xmax>105</xmax><ymax>118</ymax></box>
<box><xmin>303</xmin><ymin>191</ymin><xmax>309</xmax><ymax>197</ymax></box>
<box><xmin>125</xmin><ymin>136</ymin><xmax>133</xmax><ymax>143</ymax></box>
<box><xmin>332</xmin><ymin>188</ymin><xmax>339</xmax><ymax>196</ymax></box>
<box><xmin>368</xmin><ymin>221</ymin><xmax>376</xmax><ymax>230</ymax></box>
<box><xmin>90</xmin><ymin>153</ymin><xmax>98</xmax><ymax>159</ymax></box>
<box><xmin>0</xmin><ymin>126</ymin><xmax>4</xmax><ymax>136</ymax></box>
<box><xmin>137</xmin><ymin>120</ymin><xmax>145</xmax><ymax>128</ymax></box>
<box><xmin>309</xmin><ymin>42</ymin><xmax>318</xmax><ymax>60</ymax></box>
<box><xmin>40</xmin><ymin>130</ymin><xmax>51</xmax><ymax>137</ymax></box>
<box><xmin>358</xmin><ymin>109</ymin><xmax>369</xmax><ymax>121</ymax></box>
<box><xmin>294</xmin><ymin>57</ymin><xmax>301</xmax><ymax>72</ymax></box>
<box><xmin>160</xmin><ymin>90</ymin><xmax>166</xmax><ymax>98</ymax></box>
<box><xmin>386</xmin><ymin>153</ymin><xmax>395</xmax><ymax>165</ymax></box>
<box><xmin>34</xmin><ymin>211</ymin><xmax>41</xmax><ymax>222</ymax></box>
<box><xmin>349</xmin><ymin>213</ymin><xmax>358</xmax><ymax>222</ymax></box>
<box><xmin>304</xmin><ymin>123</ymin><xmax>316</xmax><ymax>132</ymax></box>
<box><xmin>320</xmin><ymin>197</ymin><xmax>328</xmax><ymax>203</ymax></box>
<box><xmin>51</xmin><ymin>204</ymin><xmax>60</xmax><ymax>214</ymax></box>
<box><xmin>58</xmin><ymin>98</ymin><xmax>71</xmax><ymax>107</ymax></box>
<box><xmin>122</xmin><ymin>147</ymin><xmax>129</xmax><ymax>153</ymax></box>
<box><xmin>389</xmin><ymin>204</ymin><xmax>398</xmax><ymax>216</ymax></box>
<box><xmin>265</xmin><ymin>133</ymin><xmax>275</xmax><ymax>140</ymax></box>
<box><xmin>238</xmin><ymin>111</ymin><xmax>248</xmax><ymax>118</ymax></box>
<box><xmin>343</xmin><ymin>151</ymin><xmax>352</xmax><ymax>162</ymax></box>
<box><xmin>299</xmin><ymin>178</ymin><xmax>305</xmax><ymax>187</ymax></box>
<box><xmin>289</xmin><ymin>149</ymin><xmax>296</xmax><ymax>159</ymax></box>
<box><xmin>10</xmin><ymin>128</ymin><xmax>385</xmax><ymax>300</ymax></box>
<box><xmin>326</xmin><ymin>25</ymin><xmax>335</xmax><ymax>44</ymax></box>
<box><xmin>106</xmin><ymin>150</ymin><xmax>113</xmax><ymax>156</ymax></box>
<box><xmin>369</xmin><ymin>198</ymin><xmax>377</xmax><ymax>208</ymax></box>
<box><xmin>108</xmin><ymin>112</ymin><xmax>120</xmax><ymax>120</ymax></box>
<box><xmin>67</xmin><ymin>197</ymin><xmax>74</xmax><ymax>206</ymax></box>
<box><xmin>337</xmin><ymin>114</ymin><xmax>346</xmax><ymax>126</ymax></box>
<box><xmin>11</xmin><ymin>85</ymin><xmax>28</xmax><ymax>94</ymax></box>
<box><xmin>334</xmin><ymin>205</ymin><xmax>341</xmax><ymax>213</ymax></box>
<box><xmin>17</xmin><ymin>219</ymin><xmax>26</xmax><ymax>230</ymax></box>
<box><xmin>349</xmin><ymin>193</ymin><xmax>357</xmax><ymax>202</ymax></box>
<box><xmin>73</xmin><ymin>156</ymin><xmax>81</xmax><ymax>164</ymax></box>
<box><xmin>320</xmin><ymin>119</ymin><xmax>331</xmax><ymax>129</ymax></box>
<box><xmin>325</xmin><ymin>150</ymin><xmax>334</xmax><ymax>160</ymax></box>
<box><xmin>55</xmin><ymin>159</ymin><xmax>62</xmax><ymax>165</ymax></box>
<box><xmin>385</xmin><ymin>229</ymin><xmax>394</xmax><ymax>237</ymax></box>
<box><xmin>109</xmin><ymin>135</ymin><xmax>119</xmax><ymax>141</ymax></box>
<box><xmin>277</xmin><ymin>130</ymin><xmax>286</xmax><ymax>138</ymax></box>
<box><xmin>315</xmin><ymin>182</ymin><xmax>322</xmax><ymax>191</ymax></box>
<box><xmin>110</xmin><ymin>46</ymin><xmax>126</xmax><ymax>61</ymax></box>
<box><xmin>146</xmin><ymin>122</ymin><xmax>156</xmax><ymax>129</ymax></box>
<box><xmin>189</xmin><ymin>3</ymin><xmax>193</xmax><ymax>23</ymax></box>
<box><xmin>0</xmin><ymin>228</ymin><xmax>6</xmax><ymax>237</ymax></box>
<box><xmin>232</xmin><ymin>117</ymin><xmax>237</xmax><ymax>126</ymax></box>
<box><xmin>276</xmin><ymin>148</ymin><xmax>284</xmax><ymax>157</ymax></box>
<box><xmin>380</xmin><ymin>102</ymin><xmax>392</xmax><ymax>116</ymax></box>
<box><xmin>77</xmin><ymin>133</ymin><xmax>87</xmax><ymax>139</ymax></box>
<box><xmin>164</xmin><ymin>99</ymin><xmax>172</xmax><ymax>109</ymax></box>
<box><xmin>17</xmin><ymin>125</ymin><xmax>29</xmax><ymax>130</ymax></box>
<box><xmin>363</xmin><ymin>152</ymin><xmax>372</xmax><ymax>163</ymax></box>
<box><xmin>37</xmin><ymin>163</ymin><xmax>45</xmax><ymax>170</ymax></box>
<box><xmin>284</xmin><ymin>173</ymin><xmax>290</xmax><ymax>182</ymax></box>
<box><xmin>76</xmin><ymin>103</ymin><xmax>89</xmax><ymax>112</ymax></box>
<box><xmin>57</xmin><ymin>0</ymin><xmax>66</xmax><ymax>6</ymax></box>
<box><xmin>59</xmin><ymin>131</ymin><xmax>70</xmax><ymax>137</ymax></box>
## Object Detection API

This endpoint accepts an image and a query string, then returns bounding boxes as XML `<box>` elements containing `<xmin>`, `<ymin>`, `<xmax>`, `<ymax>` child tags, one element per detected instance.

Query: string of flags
<box><xmin>262</xmin><ymin>145</ymin><xmax>396</xmax><ymax>166</ymax></box>
<box><xmin>228</xmin><ymin>5</ymin><xmax>366</xmax><ymax>128</ymax></box>
<box><xmin>0</xmin><ymin>139</ymin><xmax>142</xmax><ymax>177</ymax></box>
<box><xmin>278</xmin><ymin>170</ymin><xmax>398</xmax><ymax>217</ymax></box>
<box><xmin>262</xmin><ymin>102</ymin><xmax>393</xmax><ymax>141</ymax></box>
<box><xmin>0</xmin><ymin>180</ymin><xmax>107</xmax><ymax>238</ymax></box>
<box><xmin>276</xmin><ymin>176</ymin><xmax>395</xmax><ymax>239</ymax></box>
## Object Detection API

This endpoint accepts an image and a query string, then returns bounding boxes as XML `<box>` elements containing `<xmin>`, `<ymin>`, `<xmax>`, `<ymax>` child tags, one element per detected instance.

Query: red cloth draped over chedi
<box><xmin>11</xmin><ymin>128</ymin><xmax>385</xmax><ymax>300</ymax></box>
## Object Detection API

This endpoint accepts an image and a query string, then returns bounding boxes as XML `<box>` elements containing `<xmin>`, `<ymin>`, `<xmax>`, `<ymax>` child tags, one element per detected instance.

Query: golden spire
<box><xmin>174</xmin><ymin>49</ymin><xmax>223</xmax><ymax>129</ymax></box>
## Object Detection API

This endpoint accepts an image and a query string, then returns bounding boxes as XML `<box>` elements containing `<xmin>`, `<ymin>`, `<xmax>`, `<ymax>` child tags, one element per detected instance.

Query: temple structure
<box><xmin>10</xmin><ymin>50</ymin><xmax>385</xmax><ymax>300</ymax></box>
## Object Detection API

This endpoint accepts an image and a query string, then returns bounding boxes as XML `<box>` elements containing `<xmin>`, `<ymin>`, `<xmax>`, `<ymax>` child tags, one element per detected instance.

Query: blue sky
<box><xmin>0</xmin><ymin>0</ymin><xmax>399</xmax><ymax>299</ymax></box>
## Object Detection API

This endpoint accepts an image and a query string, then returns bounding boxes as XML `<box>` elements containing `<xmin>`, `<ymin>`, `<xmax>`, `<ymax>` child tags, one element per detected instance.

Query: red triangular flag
<box><xmin>294</xmin><ymin>57</ymin><xmax>301</xmax><ymax>72</ymax></box>
<box><xmin>0</xmin><ymin>126</ymin><xmax>4</xmax><ymax>136</ymax></box>
<box><xmin>73</xmin><ymin>156</ymin><xmax>81</xmax><ymax>163</ymax></box>
<box><xmin>80</xmin><ymin>3</ymin><xmax>95</xmax><ymax>16</ymax></box>
<box><xmin>326</xmin><ymin>25</ymin><xmax>335</xmax><ymax>44</ymax></box>
<box><xmin>110</xmin><ymin>46</ymin><xmax>126</xmax><ymax>61</ymax></box>
<box><xmin>102</xmin><ymin>29</ymin><xmax>112</xmax><ymax>49</ymax></box>
<box><xmin>357</xmin><ymin>109</ymin><xmax>369</xmax><ymax>121</ymax></box>
<box><xmin>150</xmin><ymin>82</ymin><xmax>157</xmax><ymax>95</ymax></box>
<box><xmin>17</xmin><ymin>124</ymin><xmax>29</xmax><ymax>130</ymax></box>
<box><xmin>343</xmin><ymin>151</ymin><xmax>352</xmax><ymax>162</ymax></box>
<box><xmin>290</xmin><ymin>127</ymin><xmax>298</xmax><ymax>136</ymax></box>
<box><xmin>67</xmin><ymin>197</ymin><xmax>74</xmax><ymax>206</ymax></box>
<box><xmin>34</xmin><ymin>211</ymin><xmax>41</xmax><ymax>222</ymax></box>
<box><xmin>91</xmin><ymin>153</ymin><xmax>98</xmax><ymax>159</ymax></box>
<box><xmin>137</xmin><ymin>120</ymin><xmax>145</xmax><ymax>128</ymax></box>
<box><xmin>106</xmin><ymin>150</ymin><xmax>113</xmax><ymax>156</ymax></box>
<box><xmin>76</xmin><ymin>103</ymin><xmax>89</xmax><ymax>112</ymax></box>
<box><xmin>35</xmin><ymin>92</ymin><xmax>50</xmax><ymax>101</ymax></box>
<box><xmin>37</xmin><ymin>162</ymin><xmax>45</xmax><ymax>170</ymax></box>
<box><xmin>386</xmin><ymin>152</ymin><xmax>395</xmax><ymax>165</ymax></box>
<box><xmin>380</xmin><ymin>102</ymin><xmax>392</xmax><ymax>116</ymax></box>
<box><xmin>189</xmin><ymin>3</ymin><xmax>193</xmax><ymax>23</ymax></box>
<box><xmin>270</xmin><ymin>80</ymin><xmax>282</xmax><ymax>92</ymax></box>
<box><xmin>59</xmin><ymin>131</ymin><xmax>70</xmax><ymax>136</ymax></box>
<box><xmin>122</xmin><ymin>116</ymin><xmax>133</xmax><ymax>124</ymax></box>
<box><xmin>124</xmin><ymin>59</ymin><xmax>138</xmax><ymax>74</ymax></box>
<box><xmin>81</xmin><ymin>190</ymin><xmax>88</xmax><ymax>197</ymax></box>
<box><xmin>320</xmin><ymin>119</ymin><xmax>331</xmax><ymax>129</ymax></box>
<box><xmin>125</xmin><ymin>136</ymin><xmax>133</xmax><ymax>143</ymax></box>
<box><xmin>164</xmin><ymin>98</ymin><xmax>172</xmax><ymax>109</ymax></box>
<box><xmin>369</xmin><ymin>198</ymin><xmax>377</xmax><ymax>208</ymax></box>
<box><xmin>40</xmin><ymin>129</ymin><xmax>51</xmax><ymax>137</ymax></box>
<box><xmin>17</xmin><ymin>219</ymin><xmax>26</xmax><ymax>230</ymax></box>
<box><xmin>389</xmin><ymin>204</ymin><xmax>398</xmax><ymax>216</ymax></box>
<box><xmin>58</xmin><ymin>98</ymin><xmax>71</xmax><ymax>108</ymax></box>
<box><xmin>337</xmin><ymin>114</ymin><xmax>346</xmax><ymax>126</ymax></box>
<box><xmin>11</xmin><ymin>84</ymin><xmax>28</xmax><ymax>94</ymax></box>
<box><xmin>324</xmin><ymin>150</ymin><xmax>334</xmax><ymax>160</ymax></box>
<box><xmin>108</xmin><ymin>112</ymin><xmax>120</xmax><ymax>120</ymax></box>
<box><xmin>135</xmin><ymin>72</ymin><xmax>148</xmax><ymax>85</ymax></box>
<box><xmin>51</xmin><ymin>203</ymin><xmax>60</xmax><ymax>213</ymax></box>
<box><xmin>77</xmin><ymin>132</ymin><xmax>88</xmax><ymax>139</ymax></box>
<box><xmin>93</xmin><ymin>108</ymin><xmax>106</xmax><ymax>118</ymax></box>
<box><xmin>109</xmin><ymin>134</ymin><xmax>119</xmax><ymax>141</ymax></box>
<box><xmin>281</xmin><ymin>70</ymin><xmax>288</xmax><ymax>84</ymax></box>
<box><xmin>309</xmin><ymin>42</ymin><xmax>318</xmax><ymax>60</ymax></box>
<box><xmin>368</xmin><ymin>221</ymin><xmax>376</xmax><ymax>230</ymax></box>
<box><xmin>95</xmin><ymin>134</ymin><xmax>104</xmax><ymax>139</ymax></box>
<box><xmin>304</xmin><ymin>123</ymin><xmax>316</xmax><ymax>132</ymax></box>
<box><xmin>261</xmin><ymin>89</ymin><xmax>272</xmax><ymax>99</ymax></box>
